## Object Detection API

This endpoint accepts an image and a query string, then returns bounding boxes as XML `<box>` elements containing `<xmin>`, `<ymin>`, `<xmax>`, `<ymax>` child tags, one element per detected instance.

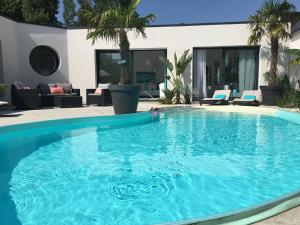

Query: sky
<box><xmin>58</xmin><ymin>0</ymin><xmax>300</xmax><ymax>25</ymax></box>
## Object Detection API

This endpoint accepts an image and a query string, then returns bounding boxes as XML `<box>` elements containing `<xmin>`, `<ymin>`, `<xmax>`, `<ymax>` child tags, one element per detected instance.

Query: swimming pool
<box><xmin>1</xmin><ymin>108</ymin><xmax>300</xmax><ymax>225</ymax></box>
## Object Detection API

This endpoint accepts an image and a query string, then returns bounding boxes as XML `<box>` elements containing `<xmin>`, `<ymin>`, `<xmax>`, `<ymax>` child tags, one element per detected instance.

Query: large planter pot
<box><xmin>260</xmin><ymin>85</ymin><xmax>284</xmax><ymax>106</ymax></box>
<box><xmin>109</xmin><ymin>85</ymin><xmax>140</xmax><ymax>114</ymax></box>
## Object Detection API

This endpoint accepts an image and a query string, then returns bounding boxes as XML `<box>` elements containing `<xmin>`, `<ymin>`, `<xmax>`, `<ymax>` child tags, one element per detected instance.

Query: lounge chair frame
<box><xmin>232</xmin><ymin>90</ymin><xmax>262</xmax><ymax>107</ymax></box>
<box><xmin>200</xmin><ymin>90</ymin><xmax>231</xmax><ymax>106</ymax></box>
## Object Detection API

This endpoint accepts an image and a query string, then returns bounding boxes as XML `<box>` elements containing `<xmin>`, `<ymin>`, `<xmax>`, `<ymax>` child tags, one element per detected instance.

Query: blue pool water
<box><xmin>1</xmin><ymin>108</ymin><xmax>300</xmax><ymax>225</ymax></box>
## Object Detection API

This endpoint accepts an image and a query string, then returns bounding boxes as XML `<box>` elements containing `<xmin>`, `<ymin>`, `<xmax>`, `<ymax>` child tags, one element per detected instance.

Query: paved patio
<box><xmin>0</xmin><ymin>102</ymin><xmax>278</xmax><ymax>126</ymax></box>
<box><xmin>0</xmin><ymin>102</ymin><xmax>299</xmax><ymax>224</ymax></box>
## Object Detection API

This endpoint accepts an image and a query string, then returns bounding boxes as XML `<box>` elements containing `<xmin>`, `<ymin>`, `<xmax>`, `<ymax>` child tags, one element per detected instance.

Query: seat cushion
<box><xmin>94</xmin><ymin>88</ymin><xmax>102</xmax><ymax>94</ymax></box>
<box><xmin>98</xmin><ymin>83</ymin><xmax>111</xmax><ymax>89</ymax></box>
<box><xmin>50</xmin><ymin>87</ymin><xmax>65</xmax><ymax>94</ymax></box>
<box><xmin>243</xmin><ymin>95</ymin><xmax>256</xmax><ymax>100</ymax></box>
<box><xmin>14</xmin><ymin>82</ymin><xmax>30</xmax><ymax>90</ymax></box>
<box><xmin>39</xmin><ymin>83</ymin><xmax>52</xmax><ymax>94</ymax></box>
<box><xmin>213</xmin><ymin>94</ymin><xmax>226</xmax><ymax>99</ymax></box>
<box><xmin>56</xmin><ymin>83</ymin><xmax>72</xmax><ymax>93</ymax></box>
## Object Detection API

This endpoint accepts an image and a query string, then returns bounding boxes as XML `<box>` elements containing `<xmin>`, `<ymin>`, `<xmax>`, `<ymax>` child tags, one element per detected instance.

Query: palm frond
<box><xmin>286</xmin><ymin>49</ymin><xmax>300</xmax><ymax>57</ymax></box>
<box><xmin>248</xmin><ymin>0</ymin><xmax>296</xmax><ymax>45</ymax></box>
<box><xmin>159</xmin><ymin>56</ymin><xmax>174</xmax><ymax>72</ymax></box>
<box><xmin>86</xmin><ymin>0</ymin><xmax>155</xmax><ymax>45</ymax></box>
<box><xmin>289</xmin><ymin>58</ymin><xmax>300</xmax><ymax>67</ymax></box>
<box><xmin>177</xmin><ymin>49</ymin><xmax>192</xmax><ymax>75</ymax></box>
<box><xmin>174</xmin><ymin>53</ymin><xmax>178</xmax><ymax>76</ymax></box>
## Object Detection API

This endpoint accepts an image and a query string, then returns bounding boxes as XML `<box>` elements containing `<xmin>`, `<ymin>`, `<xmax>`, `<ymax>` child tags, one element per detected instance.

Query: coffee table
<box><xmin>54</xmin><ymin>95</ymin><xmax>82</xmax><ymax>108</ymax></box>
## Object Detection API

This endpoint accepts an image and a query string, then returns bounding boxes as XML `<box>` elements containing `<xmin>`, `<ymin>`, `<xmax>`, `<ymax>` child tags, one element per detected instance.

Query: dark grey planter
<box><xmin>109</xmin><ymin>85</ymin><xmax>140</xmax><ymax>114</ymax></box>
<box><xmin>260</xmin><ymin>85</ymin><xmax>284</xmax><ymax>106</ymax></box>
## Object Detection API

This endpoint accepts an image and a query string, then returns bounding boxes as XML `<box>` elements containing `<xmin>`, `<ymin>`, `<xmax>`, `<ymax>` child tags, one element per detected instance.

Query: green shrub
<box><xmin>182</xmin><ymin>85</ymin><xmax>192</xmax><ymax>104</ymax></box>
<box><xmin>277</xmin><ymin>90</ymin><xmax>300</xmax><ymax>108</ymax></box>
<box><xmin>158</xmin><ymin>89</ymin><xmax>175</xmax><ymax>104</ymax></box>
<box><xmin>0</xmin><ymin>84</ymin><xmax>5</xmax><ymax>97</ymax></box>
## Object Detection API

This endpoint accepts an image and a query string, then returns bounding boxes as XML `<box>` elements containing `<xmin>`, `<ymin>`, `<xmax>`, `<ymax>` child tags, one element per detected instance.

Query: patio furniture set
<box><xmin>10</xmin><ymin>82</ymin><xmax>112</xmax><ymax>110</ymax></box>
<box><xmin>8</xmin><ymin>81</ymin><xmax>262</xmax><ymax>110</ymax></box>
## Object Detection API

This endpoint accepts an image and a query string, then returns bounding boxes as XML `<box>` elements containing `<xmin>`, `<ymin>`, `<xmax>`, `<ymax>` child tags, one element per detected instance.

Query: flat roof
<box><xmin>1</xmin><ymin>11</ymin><xmax>299</xmax><ymax>33</ymax></box>
<box><xmin>0</xmin><ymin>12</ymin><xmax>250</xmax><ymax>29</ymax></box>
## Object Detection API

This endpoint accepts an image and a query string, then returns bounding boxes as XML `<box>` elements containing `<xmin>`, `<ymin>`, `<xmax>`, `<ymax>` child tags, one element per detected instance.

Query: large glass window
<box><xmin>132</xmin><ymin>50</ymin><xmax>165</xmax><ymax>97</ymax></box>
<box><xmin>97</xmin><ymin>52</ymin><xmax>129</xmax><ymax>84</ymax></box>
<box><xmin>96</xmin><ymin>50</ymin><xmax>166</xmax><ymax>97</ymax></box>
<box><xmin>193</xmin><ymin>47</ymin><xmax>258</xmax><ymax>98</ymax></box>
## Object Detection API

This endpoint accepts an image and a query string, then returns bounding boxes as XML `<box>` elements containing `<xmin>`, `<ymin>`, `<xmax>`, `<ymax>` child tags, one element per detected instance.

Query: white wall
<box><xmin>16</xmin><ymin>23</ymin><xmax>69</xmax><ymax>87</ymax></box>
<box><xmin>0</xmin><ymin>16</ymin><xmax>69</xmax><ymax>101</ymax></box>
<box><xmin>67</xmin><ymin>23</ymin><xmax>288</xmax><ymax>98</ymax></box>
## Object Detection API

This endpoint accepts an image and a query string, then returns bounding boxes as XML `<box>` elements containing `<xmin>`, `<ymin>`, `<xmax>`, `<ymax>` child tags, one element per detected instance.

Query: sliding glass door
<box><xmin>132</xmin><ymin>50</ymin><xmax>166</xmax><ymax>97</ymax></box>
<box><xmin>96</xmin><ymin>49</ymin><xmax>166</xmax><ymax>98</ymax></box>
<box><xmin>193</xmin><ymin>47</ymin><xmax>258</xmax><ymax>98</ymax></box>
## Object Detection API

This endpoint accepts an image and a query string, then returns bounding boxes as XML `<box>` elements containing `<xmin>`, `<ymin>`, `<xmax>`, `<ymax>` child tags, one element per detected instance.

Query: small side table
<box><xmin>54</xmin><ymin>96</ymin><xmax>82</xmax><ymax>108</ymax></box>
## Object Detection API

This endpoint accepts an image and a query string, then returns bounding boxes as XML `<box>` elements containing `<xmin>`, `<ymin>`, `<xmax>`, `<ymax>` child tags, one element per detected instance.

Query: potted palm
<box><xmin>248</xmin><ymin>0</ymin><xmax>297</xmax><ymax>105</ymax></box>
<box><xmin>85</xmin><ymin>0</ymin><xmax>155</xmax><ymax>114</ymax></box>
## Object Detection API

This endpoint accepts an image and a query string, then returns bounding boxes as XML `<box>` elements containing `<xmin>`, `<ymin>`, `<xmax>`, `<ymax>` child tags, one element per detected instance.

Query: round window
<box><xmin>29</xmin><ymin>46</ymin><xmax>59</xmax><ymax>76</ymax></box>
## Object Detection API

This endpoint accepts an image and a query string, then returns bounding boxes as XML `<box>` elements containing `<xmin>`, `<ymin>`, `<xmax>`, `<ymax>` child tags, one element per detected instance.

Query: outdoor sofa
<box><xmin>86</xmin><ymin>83</ymin><xmax>112</xmax><ymax>106</ymax></box>
<box><xmin>37</xmin><ymin>83</ymin><xmax>81</xmax><ymax>107</ymax></box>
<box><xmin>200</xmin><ymin>90</ymin><xmax>231</xmax><ymax>105</ymax></box>
<box><xmin>232</xmin><ymin>90</ymin><xmax>262</xmax><ymax>106</ymax></box>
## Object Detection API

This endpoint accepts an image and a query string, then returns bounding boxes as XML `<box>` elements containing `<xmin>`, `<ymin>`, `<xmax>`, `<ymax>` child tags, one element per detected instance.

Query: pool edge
<box><xmin>158</xmin><ymin>190</ymin><xmax>300</xmax><ymax>225</ymax></box>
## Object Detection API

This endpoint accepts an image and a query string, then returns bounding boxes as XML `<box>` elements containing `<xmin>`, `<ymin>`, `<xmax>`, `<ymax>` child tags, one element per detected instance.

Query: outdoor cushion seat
<box><xmin>37</xmin><ymin>83</ymin><xmax>80</xmax><ymax>107</ymax></box>
<box><xmin>0</xmin><ymin>101</ymin><xmax>9</xmax><ymax>106</ymax></box>
<box><xmin>200</xmin><ymin>90</ymin><xmax>231</xmax><ymax>105</ymax></box>
<box><xmin>233</xmin><ymin>90</ymin><xmax>262</xmax><ymax>106</ymax></box>
<box><xmin>88</xmin><ymin>93</ymin><xmax>103</xmax><ymax>96</ymax></box>
<box><xmin>86</xmin><ymin>85</ymin><xmax>112</xmax><ymax>106</ymax></box>
<box><xmin>56</xmin><ymin>83</ymin><xmax>73</xmax><ymax>93</ymax></box>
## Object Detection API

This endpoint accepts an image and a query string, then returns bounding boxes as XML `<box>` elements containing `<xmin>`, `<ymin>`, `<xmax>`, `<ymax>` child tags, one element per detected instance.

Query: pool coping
<box><xmin>157</xmin><ymin>190</ymin><xmax>300</xmax><ymax>225</ymax></box>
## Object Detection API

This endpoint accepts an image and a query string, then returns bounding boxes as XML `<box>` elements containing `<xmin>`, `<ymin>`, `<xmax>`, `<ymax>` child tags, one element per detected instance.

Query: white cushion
<box><xmin>98</xmin><ymin>83</ymin><xmax>111</xmax><ymax>89</ymax></box>
<box><xmin>0</xmin><ymin>101</ymin><xmax>9</xmax><ymax>106</ymax></box>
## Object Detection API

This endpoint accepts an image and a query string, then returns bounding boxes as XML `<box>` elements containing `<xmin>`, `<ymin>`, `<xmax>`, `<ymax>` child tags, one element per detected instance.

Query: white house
<box><xmin>0</xmin><ymin>13</ymin><xmax>299</xmax><ymax>102</ymax></box>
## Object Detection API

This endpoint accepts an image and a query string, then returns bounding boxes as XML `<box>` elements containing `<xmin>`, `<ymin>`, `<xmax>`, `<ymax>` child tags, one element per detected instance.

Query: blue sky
<box><xmin>58</xmin><ymin>0</ymin><xmax>300</xmax><ymax>24</ymax></box>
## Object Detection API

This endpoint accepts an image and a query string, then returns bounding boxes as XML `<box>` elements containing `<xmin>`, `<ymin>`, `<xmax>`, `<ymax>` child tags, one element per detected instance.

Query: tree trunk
<box><xmin>269</xmin><ymin>37</ymin><xmax>279</xmax><ymax>84</ymax></box>
<box><xmin>119</xmin><ymin>30</ymin><xmax>130</xmax><ymax>85</ymax></box>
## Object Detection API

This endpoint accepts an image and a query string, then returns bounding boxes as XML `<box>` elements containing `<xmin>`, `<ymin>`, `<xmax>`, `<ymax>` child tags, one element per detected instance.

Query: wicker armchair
<box><xmin>11</xmin><ymin>84</ymin><xmax>41</xmax><ymax>110</ymax></box>
<box><xmin>86</xmin><ymin>89</ymin><xmax>112</xmax><ymax>106</ymax></box>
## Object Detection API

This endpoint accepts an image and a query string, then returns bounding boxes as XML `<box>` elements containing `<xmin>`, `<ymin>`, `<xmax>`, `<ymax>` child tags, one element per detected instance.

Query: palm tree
<box><xmin>85</xmin><ymin>0</ymin><xmax>155</xmax><ymax>85</ymax></box>
<box><xmin>248</xmin><ymin>0</ymin><xmax>297</xmax><ymax>83</ymax></box>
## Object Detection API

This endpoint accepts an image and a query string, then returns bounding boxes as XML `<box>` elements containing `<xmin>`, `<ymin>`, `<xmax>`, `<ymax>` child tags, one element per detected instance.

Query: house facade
<box><xmin>0</xmin><ymin>14</ymin><xmax>299</xmax><ymax>102</ymax></box>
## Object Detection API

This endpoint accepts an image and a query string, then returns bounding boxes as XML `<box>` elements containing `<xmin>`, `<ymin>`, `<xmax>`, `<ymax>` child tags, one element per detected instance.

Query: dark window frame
<box><xmin>95</xmin><ymin>49</ymin><xmax>168</xmax><ymax>88</ymax></box>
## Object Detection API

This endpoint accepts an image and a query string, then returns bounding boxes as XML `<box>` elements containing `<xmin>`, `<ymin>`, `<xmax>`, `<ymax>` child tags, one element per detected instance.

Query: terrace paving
<box><xmin>0</xmin><ymin>102</ymin><xmax>299</xmax><ymax>224</ymax></box>
<box><xmin>0</xmin><ymin>102</ymin><xmax>278</xmax><ymax>126</ymax></box>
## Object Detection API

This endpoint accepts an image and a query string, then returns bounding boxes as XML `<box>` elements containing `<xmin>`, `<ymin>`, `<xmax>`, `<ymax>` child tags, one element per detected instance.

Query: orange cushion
<box><xmin>50</xmin><ymin>87</ymin><xmax>65</xmax><ymax>94</ymax></box>
<box><xmin>94</xmin><ymin>88</ymin><xmax>102</xmax><ymax>95</ymax></box>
